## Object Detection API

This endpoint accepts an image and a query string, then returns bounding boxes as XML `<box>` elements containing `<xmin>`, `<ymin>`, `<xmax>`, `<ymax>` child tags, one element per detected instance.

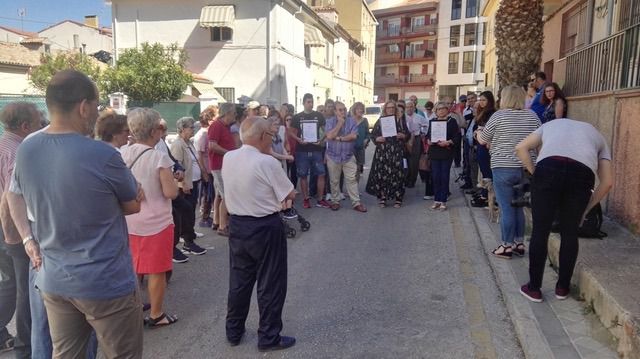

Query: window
<box><xmin>561</xmin><ymin>1</ymin><xmax>589</xmax><ymax>57</ymax></box>
<box><xmin>450</xmin><ymin>25</ymin><xmax>460</xmax><ymax>47</ymax></box>
<box><xmin>462</xmin><ymin>51</ymin><xmax>475</xmax><ymax>73</ymax></box>
<box><xmin>388</xmin><ymin>21</ymin><xmax>401</xmax><ymax>36</ymax></box>
<box><xmin>466</xmin><ymin>0</ymin><xmax>478</xmax><ymax>18</ymax></box>
<box><xmin>481</xmin><ymin>23</ymin><xmax>487</xmax><ymax>45</ymax></box>
<box><xmin>412</xmin><ymin>16</ymin><xmax>425</xmax><ymax>30</ymax></box>
<box><xmin>211</xmin><ymin>27</ymin><xmax>232</xmax><ymax>41</ymax></box>
<box><xmin>430</xmin><ymin>14</ymin><xmax>438</xmax><ymax>25</ymax></box>
<box><xmin>451</xmin><ymin>0</ymin><xmax>462</xmax><ymax>20</ymax></box>
<box><xmin>448</xmin><ymin>52</ymin><xmax>459</xmax><ymax>74</ymax></box>
<box><xmin>480</xmin><ymin>50</ymin><xmax>485</xmax><ymax>73</ymax></box>
<box><xmin>388</xmin><ymin>44</ymin><xmax>400</xmax><ymax>53</ymax></box>
<box><xmin>464</xmin><ymin>24</ymin><xmax>477</xmax><ymax>46</ymax></box>
<box><xmin>304</xmin><ymin>45</ymin><xmax>311</xmax><ymax>61</ymax></box>
<box><xmin>215</xmin><ymin>87</ymin><xmax>235</xmax><ymax>102</ymax></box>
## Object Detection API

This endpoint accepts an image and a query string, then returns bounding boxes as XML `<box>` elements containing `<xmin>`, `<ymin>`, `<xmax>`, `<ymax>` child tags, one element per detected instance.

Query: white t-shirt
<box><xmin>121</xmin><ymin>143</ymin><xmax>175</xmax><ymax>236</ymax></box>
<box><xmin>222</xmin><ymin>145</ymin><xmax>294</xmax><ymax>217</ymax></box>
<box><xmin>194</xmin><ymin>127</ymin><xmax>210</xmax><ymax>172</ymax></box>
<box><xmin>189</xmin><ymin>146</ymin><xmax>201</xmax><ymax>182</ymax></box>
<box><xmin>534</xmin><ymin>118</ymin><xmax>611</xmax><ymax>173</ymax></box>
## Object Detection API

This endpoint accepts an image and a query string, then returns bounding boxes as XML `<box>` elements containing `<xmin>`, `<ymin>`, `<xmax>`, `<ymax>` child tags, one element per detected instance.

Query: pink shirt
<box><xmin>121</xmin><ymin>143</ymin><xmax>175</xmax><ymax>236</ymax></box>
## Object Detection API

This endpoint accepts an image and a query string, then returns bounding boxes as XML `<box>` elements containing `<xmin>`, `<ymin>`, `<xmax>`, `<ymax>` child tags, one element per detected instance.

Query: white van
<box><xmin>364</xmin><ymin>104</ymin><xmax>382</xmax><ymax>131</ymax></box>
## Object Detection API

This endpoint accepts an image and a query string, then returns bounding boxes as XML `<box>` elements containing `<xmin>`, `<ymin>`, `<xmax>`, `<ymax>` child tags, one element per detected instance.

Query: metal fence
<box><xmin>564</xmin><ymin>23</ymin><xmax>640</xmax><ymax>96</ymax></box>
<box><xmin>0</xmin><ymin>95</ymin><xmax>47</xmax><ymax>135</ymax></box>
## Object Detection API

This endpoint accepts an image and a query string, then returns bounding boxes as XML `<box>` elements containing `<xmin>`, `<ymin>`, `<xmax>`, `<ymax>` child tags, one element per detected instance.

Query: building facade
<box><xmin>371</xmin><ymin>0</ymin><xmax>439</xmax><ymax>104</ymax></box>
<box><xmin>435</xmin><ymin>0</ymin><xmax>487</xmax><ymax>100</ymax></box>
<box><xmin>38</xmin><ymin>17</ymin><xmax>113</xmax><ymax>55</ymax></box>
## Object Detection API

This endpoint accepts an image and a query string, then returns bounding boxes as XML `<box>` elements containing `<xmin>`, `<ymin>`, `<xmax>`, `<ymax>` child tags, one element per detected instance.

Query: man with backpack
<box><xmin>514</xmin><ymin>118</ymin><xmax>613</xmax><ymax>303</ymax></box>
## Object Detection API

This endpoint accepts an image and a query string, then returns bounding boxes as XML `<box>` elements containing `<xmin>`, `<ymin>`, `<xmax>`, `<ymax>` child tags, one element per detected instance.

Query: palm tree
<box><xmin>494</xmin><ymin>0</ymin><xmax>544</xmax><ymax>90</ymax></box>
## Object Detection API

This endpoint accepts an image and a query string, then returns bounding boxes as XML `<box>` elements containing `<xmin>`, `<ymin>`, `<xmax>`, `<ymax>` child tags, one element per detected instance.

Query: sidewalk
<box><xmin>462</xmin><ymin>183</ymin><xmax>626</xmax><ymax>359</ymax></box>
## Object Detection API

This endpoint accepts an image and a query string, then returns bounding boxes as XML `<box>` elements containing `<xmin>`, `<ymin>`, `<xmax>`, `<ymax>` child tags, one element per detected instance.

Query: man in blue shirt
<box><xmin>7</xmin><ymin>70</ymin><xmax>144</xmax><ymax>358</ymax></box>
<box><xmin>530</xmin><ymin>71</ymin><xmax>549</xmax><ymax>121</ymax></box>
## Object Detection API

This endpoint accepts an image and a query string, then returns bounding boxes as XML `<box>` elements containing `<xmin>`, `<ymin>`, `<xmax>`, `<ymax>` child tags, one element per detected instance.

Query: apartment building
<box><xmin>371</xmin><ymin>0</ymin><xmax>439</xmax><ymax>104</ymax></box>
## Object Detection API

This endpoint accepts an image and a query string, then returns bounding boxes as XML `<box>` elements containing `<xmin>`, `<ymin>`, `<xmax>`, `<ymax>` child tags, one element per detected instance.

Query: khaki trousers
<box><xmin>327</xmin><ymin>156</ymin><xmax>360</xmax><ymax>207</ymax></box>
<box><xmin>41</xmin><ymin>291</ymin><xmax>143</xmax><ymax>359</ymax></box>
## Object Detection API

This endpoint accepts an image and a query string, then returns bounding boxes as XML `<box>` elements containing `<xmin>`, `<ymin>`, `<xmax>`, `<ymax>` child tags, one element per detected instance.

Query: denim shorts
<box><xmin>295</xmin><ymin>151</ymin><xmax>325</xmax><ymax>177</ymax></box>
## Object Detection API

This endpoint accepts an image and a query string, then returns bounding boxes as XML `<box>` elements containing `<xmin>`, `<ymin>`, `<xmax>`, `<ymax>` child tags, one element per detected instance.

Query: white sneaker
<box><xmin>325</xmin><ymin>193</ymin><xmax>331</xmax><ymax>201</ymax></box>
<box><xmin>339</xmin><ymin>193</ymin><xmax>346</xmax><ymax>201</ymax></box>
<box><xmin>423</xmin><ymin>195</ymin><xmax>433</xmax><ymax>200</ymax></box>
<box><xmin>195</xmin><ymin>231</ymin><xmax>204</xmax><ymax>238</ymax></box>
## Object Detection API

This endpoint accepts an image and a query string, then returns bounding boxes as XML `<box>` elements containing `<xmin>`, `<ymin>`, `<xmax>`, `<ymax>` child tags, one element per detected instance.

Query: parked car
<box><xmin>364</xmin><ymin>104</ymin><xmax>382</xmax><ymax>131</ymax></box>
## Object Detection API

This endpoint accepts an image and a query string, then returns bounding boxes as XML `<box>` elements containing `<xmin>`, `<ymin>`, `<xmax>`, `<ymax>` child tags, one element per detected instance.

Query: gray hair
<box><xmin>500</xmin><ymin>85</ymin><xmax>526</xmax><ymax>110</ymax></box>
<box><xmin>176</xmin><ymin>116</ymin><xmax>195</xmax><ymax>133</ymax></box>
<box><xmin>0</xmin><ymin>102</ymin><xmax>40</xmax><ymax>131</ymax></box>
<box><xmin>239</xmin><ymin>116</ymin><xmax>269</xmax><ymax>143</ymax></box>
<box><xmin>219</xmin><ymin>103</ymin><xmax>235</xmax><ymax>117</ymax></box>
<box><xmin>127</xmin><ymin>108</ymin><xmax>161</xmax><ymax>142</ymax></box>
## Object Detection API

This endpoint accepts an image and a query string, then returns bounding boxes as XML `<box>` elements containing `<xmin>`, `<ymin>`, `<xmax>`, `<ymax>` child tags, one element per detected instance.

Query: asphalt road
<box><xmin>1</xmin><ymin>150</ymin><xmax>525</xmax><ymax>359</ymax></box>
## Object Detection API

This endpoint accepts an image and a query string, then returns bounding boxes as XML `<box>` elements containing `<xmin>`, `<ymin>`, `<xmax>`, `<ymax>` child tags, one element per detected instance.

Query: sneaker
<box><xmin>199</xmin><ymin>218</ymin><xmax>213</xmax><ymax>228</ymax></box>
<box><xmin>439</xmin><ymin>203</ymin><xmax>447</xmax><ymax>211</ymax></box>
<box><xmin>325</xmin><ymin>193</ymin><xmax>332</xmax><ymax>201</ymax></box>
<box><xmin>338</xmin><ymin>193</ymin><xmax>346</xmax><ymax>201</ymax></box>
<box><xmin>195</xmin><ymin>231</ymin><xmax>204</xmax><ymax>238</ymax></box>
<box><xmin>303</xmin><ymin>198</ymin><xmax>311</xmax><ymax>209</ymax></box>
<box><xmin>172</xmin><ymin>248</ymin><xmax>189</xmax><ymax>263</ymax></box>
<box><xmin>520</xmin><ymin>284</ymin><xmax>543</xmax><ymax>303</ymax></box>
<box><xmin>513</xmin><ymin>243</ymin><xmax>525</xmax><ymax>257</ymax></box>
<box><xmin>182</xmin><ymin>242</ymin><xmax>207</xmax><ymax>255</ymax></box>
<box><xmin>282</xmin><ymin>208</ymin><xmax>298</xmax><ymax>219</ymax></box>
<box><xmin>0</xmin><ymin>335</ymin><xmax>15</xmax><ymax>353</ymax></box>
<box><xmin>555</xmin><ymin>286</ymin><xmax>570</xmax><ymax>300</ymax></box>
<box><xmin>316</xmin><ymin>199</ymin><xmax>331</xmax><ymax>208</ymax></box>
<box><xmin>430</xmin><ymin>202</ymin><xmax>441</xmax><ymax>210</ymax></box>
<box><xmin>423</xmin><ymin>195</ymin><xmax>433</xmax><ymax>200</ymax></box>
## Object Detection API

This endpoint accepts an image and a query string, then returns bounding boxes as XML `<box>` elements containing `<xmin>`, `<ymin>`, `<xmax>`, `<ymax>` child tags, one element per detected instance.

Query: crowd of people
<box><xmin>0</xmin><ymin>67</ymin><xmax>614</xmax><ymax>358</ymax></box>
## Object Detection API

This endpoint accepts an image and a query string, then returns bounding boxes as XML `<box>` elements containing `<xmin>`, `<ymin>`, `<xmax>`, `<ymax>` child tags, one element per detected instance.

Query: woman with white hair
<box><xmin>170</xmin><ymin>117</ymin><xmax>208</xmax><ymax>256</ymax></box>
<box><xmin>477</xmin><ymin>85</ymin><xmax>541</xmax><ymax>259</ymax></box>
<box><xmin>121</xmin><ymin>108</ymin><xmax>179</xmax><ymax>328</ymax></box>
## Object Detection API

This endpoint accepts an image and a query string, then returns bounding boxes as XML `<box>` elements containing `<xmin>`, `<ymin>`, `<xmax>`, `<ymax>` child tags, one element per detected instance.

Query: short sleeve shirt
<box><xmin>121</xmin><ymin>144</ymin><xmax>175</xmax><ymax>236</ymax></box>
<box><xmin>207</xmin><ymin>120</ymin><xmax>235</xmax><ymax>171</ymax></box>
<box><xmin>11</xmin><ymin>133</ymin><xmax>138</xmax><ymax>300</ymax></box>
<box><xmin>479</xmin><ymin>109</ymin><xmax>541</xmax><ymax>168</ymax></box>
<box><xmin>325</xmin><ymin>116</ymin><xmax>358</xmax><ymax>163</ymax></box>
<box><xmin>194</xmin><ymin>127</ymin><xmax>210</xmax><ymax>172</ymax></box>
<box><xmin>291</xmin><ymin>111</ymin><xmax>325</xmax><ymax>152</ymax></box>
<box><xmin>222</xmin><ymin>145</ymin><xmax>294</xmax><ymax>217</ymax></box>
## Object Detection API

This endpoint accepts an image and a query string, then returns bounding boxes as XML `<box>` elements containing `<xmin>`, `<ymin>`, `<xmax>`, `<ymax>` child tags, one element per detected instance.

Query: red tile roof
<box><xmin>0</xmin><ymin>41</ymin><xmax>42</xmax><ymax>67</ymax></box>
<box><xmin>0</xmin><ymin>25</ymin><xmax>38</xmax><ymax>38</ymax></box>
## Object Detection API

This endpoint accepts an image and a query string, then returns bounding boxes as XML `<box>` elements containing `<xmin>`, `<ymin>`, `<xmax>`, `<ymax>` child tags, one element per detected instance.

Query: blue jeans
<box><xmin>492</xmin><ymin>168</ymin><xmax>525</xmax><ymax>245</ymax></box>
<box><xmin>431</xmin><ymin>159</ymin><xmax>453</xmax><ymax>203</ymax></box>
<box><xmin>30</xmin><ymin>269</ymin><xmax>97</xmax><ymax>359</ymax></box>
<box><xmin>0</xmin><ymin>242</ymin><xmax>31</xmax><ymax>359</ymax></box>
<box><xmin>295</xmin><ymin>151</ymin><xmax>326</xmax><ymax>177</ymax></box>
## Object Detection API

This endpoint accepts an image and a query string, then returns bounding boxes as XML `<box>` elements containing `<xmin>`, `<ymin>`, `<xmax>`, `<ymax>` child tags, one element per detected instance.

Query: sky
<box><xmin>0</xmin><ymin>0</ymin><xmax>112</xmax><ymax>33</ymax></box>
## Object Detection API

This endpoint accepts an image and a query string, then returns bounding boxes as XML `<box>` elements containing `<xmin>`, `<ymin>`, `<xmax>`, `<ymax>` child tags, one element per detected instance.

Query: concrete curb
<box><xmin>466</xmin><ymin>206</ymin><xmax>555</xmax><ymax>359</ymax></box>
<box><xmin>547</xmin><ymin>234</ymin><xmax>640</xmax><ymax>359</ymax></box>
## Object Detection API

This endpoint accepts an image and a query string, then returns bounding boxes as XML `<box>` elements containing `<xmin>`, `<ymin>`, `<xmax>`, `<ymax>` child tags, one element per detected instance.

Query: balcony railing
<box><xmin>401</xmin><ymin>24</ymin><xmax>438</xmax><ymax>36</ymax></box>
<box><xmin>405</xmin><ymin>48</ymin><xmax>436</xmax><ymax>60</ymax></box>
<box><xmin>408</xmin><ymin>74</ymin><xmax>434</xmax><ymax>83</ymax></box>
<box><xmin>618</xmin><ymin>0</ymin><xmax>640</xmax><ymax>31</ymax></box>
<box><xmin>375</xmin><ymin>74</ymin><xmax>435</xmax><ymax>85</ymax></box>
<box><xmin>377</xmin><ymin>52</ymin><xmax>402</xmax><ymax>61</ymax></box>
<box><xmin>563</xmin><ymin>23</ymin><xmax>640</xmax><ymax>96</ymax></box>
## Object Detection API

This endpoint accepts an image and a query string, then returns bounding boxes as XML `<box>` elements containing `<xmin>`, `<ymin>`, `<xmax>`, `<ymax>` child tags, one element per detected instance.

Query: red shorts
<box><xmin>129</xmin><ymin>224</ymin><xmax>174</xmax><ymax>275</ymax></box>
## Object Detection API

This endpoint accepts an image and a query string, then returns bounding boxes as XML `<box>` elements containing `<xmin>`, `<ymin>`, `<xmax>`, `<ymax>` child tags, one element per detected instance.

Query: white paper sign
<box><xmin>380</xmin><ymin>116</ymin><xmax>397</xmax><ymax>138</ymax></box>
<box><xmin>302</xmin><ymin>121</ymin><xmax>318</xmax><ymax>143</ymax></box>
<box><xmin>430</xmin><ymin>121</ymin><xmax>448</xmax><ymax>143</ymax></box>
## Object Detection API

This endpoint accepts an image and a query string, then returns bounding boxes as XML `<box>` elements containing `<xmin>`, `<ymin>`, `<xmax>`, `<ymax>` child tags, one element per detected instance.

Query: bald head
<box><xmin>240</xmin><ymin>116</ymin><xmax>270</xmax><ymax>143</ymax></box>
<box><xmin>46</xmin><ymin>70</ymin><xmax>98</xmax><ymax>114</ymax></box>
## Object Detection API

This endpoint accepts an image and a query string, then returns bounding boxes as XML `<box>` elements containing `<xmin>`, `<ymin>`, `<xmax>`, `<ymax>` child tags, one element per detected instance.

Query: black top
<box><xmin>426</xmin><ymin>117</ymin><xmax>461</xmax><ymax>160</ymax></box>
<box><xmin>370</xmin><ymin>115</ymin><xmax>410</xmax><ymax>143</ymax></box>
<box><xmin>291</xmin><ymin>110</ymin><xmax>326</xmax><ymax>152</ymax></box>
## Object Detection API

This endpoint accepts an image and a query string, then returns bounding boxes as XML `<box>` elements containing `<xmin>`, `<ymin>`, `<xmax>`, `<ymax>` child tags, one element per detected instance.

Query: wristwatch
<box><xmin>22</xmin><ymin>235</ymin><xmax>34</xmax><ymax>246</ymax></box>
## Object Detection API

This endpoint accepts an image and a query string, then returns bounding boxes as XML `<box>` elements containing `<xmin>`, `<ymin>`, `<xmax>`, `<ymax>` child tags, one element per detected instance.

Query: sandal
<box><xmin>393</xmin><ymin>201</ymin><xmax>402</xmax><ymax>208</ymax></box>
<box><xmin>491</xmin><ymin>244</ymin><xmax>512</xmax><ymax>259</ymax></box>
<box><xmin>217</xmin><ymin>227</ymin><xmax>229</xmax><ymax>237</ymax></box>
<box><xmin>513</xmin><ymin>243</ymin><xmax>526</xmax><ymax>257</ymax></box>
<box><xmin>431</xmin><ymin>202</ymin><xmax>441</xmax><ymax>210</ymax></box>
<box><xmin>378</xmin><ymin>199</ymin><xmax>386</xmax><ymax>208</ymax></box>
<box><xmin>145</xmin><ymin>313</ymin><xmax>178</xmax><ymax>329</ymax></box>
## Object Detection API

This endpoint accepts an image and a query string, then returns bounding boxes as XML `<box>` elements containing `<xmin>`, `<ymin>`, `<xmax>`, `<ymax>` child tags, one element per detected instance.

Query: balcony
<box><xmin>563</xmin><ymin>23</ymin><xmax>640</xmax><ymax>96</ymax></box>
<box><xmin>377</xmin><ymin>49</ymin><xmax>436</xmax><ymax>64</ymax></box>
<box><xmin>401</xmin><ymin>24</ymin><xmax>438</xmax><ymax>37</ymax></box>
<box><xmin>374</xmin><ymin>74</ymin><xmax>435</xmax><ymax>86</ymax></box>
<box><xmin>408</xmin><ymin>73</ymin><xmax>434</xmax><ymax>84</ymax></box>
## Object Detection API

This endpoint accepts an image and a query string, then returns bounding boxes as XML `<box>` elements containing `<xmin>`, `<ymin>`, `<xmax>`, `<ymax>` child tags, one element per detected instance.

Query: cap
<box><xmin>459</xmin><ymin>95</ymin><xmax>468</xmax><ymax>102</ymax></box>
<box><xmin>247</xmin><ymin>101</ymin><xmax>260</xmax><ymax>110</ymax></box>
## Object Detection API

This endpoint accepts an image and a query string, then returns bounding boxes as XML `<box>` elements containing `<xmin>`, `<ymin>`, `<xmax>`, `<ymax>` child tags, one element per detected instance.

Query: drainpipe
<box><xmin>112</xmin><ymin>4</ymin><xmax>118</xmax><ymax>63</ymax></box>
<box><xmin>266</xmin><ymin>0</ymin><xmax>273</xmax><ymax>101</ymax></box>
<box><xmin>606</xmin><ymin>0</ymin><xmax>614</xmax><ymax>35</ymax></box>
<box><xmin>586</xmin><ymin>0</ymin><xmax>594</xmax><ymax>44</ymax></box>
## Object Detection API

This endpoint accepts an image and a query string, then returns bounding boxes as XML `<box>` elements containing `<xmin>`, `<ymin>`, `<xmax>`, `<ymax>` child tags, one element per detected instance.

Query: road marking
<box><xmin>450</xmin><ymin>208</ymin><xmax>499</xmax><ymax>359</ymax></box>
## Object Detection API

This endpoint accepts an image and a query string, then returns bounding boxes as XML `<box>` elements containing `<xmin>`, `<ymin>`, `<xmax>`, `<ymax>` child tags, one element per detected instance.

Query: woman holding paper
<box><xmin>366</xmin><ymin>100</ymin><xmax>410</xmax><ymax>208</ymax></box>
<box><xmin>426</xmin><ymin>102</ymin><xmax>461</xmax><ymax>210</ymax></box>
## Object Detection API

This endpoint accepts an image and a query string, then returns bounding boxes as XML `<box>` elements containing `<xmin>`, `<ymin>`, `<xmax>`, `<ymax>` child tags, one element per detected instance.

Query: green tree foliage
<box><xmin>102</xmin><ymin>42</ymin><xmax>193</xmax><ymax>103</ymax></box>
<box><xmin>30</xmin><ymin>52</ymin><xmax>103</xmax><ymax>94</ymax></box>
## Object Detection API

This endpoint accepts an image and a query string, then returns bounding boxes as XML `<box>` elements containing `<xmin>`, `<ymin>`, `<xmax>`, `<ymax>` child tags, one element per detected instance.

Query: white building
<box><xmin>0</xmin><ymin>26</ymin><xmax>37</xmax><ymax>44</ymax></box>
<box><xmin>38</xmin><ymin>16</ymin><xmax>113</xmax><ymax>55</ymax></box>
<box><xmin>111</xmin><ymin>0</ymin><xmax>346</xmax><ymax>109</ymax></box>
<box><xmin>435</xmin><ymin>0</ymin><xmax>487</xmax><ymax>99</ymax></box>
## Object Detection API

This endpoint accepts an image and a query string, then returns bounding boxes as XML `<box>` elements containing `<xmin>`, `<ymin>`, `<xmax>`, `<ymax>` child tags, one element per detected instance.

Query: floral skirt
<box><xmin>365</xmin><ymin>142</ymin><xmax>406</xmax><ymax>201</ymax></box>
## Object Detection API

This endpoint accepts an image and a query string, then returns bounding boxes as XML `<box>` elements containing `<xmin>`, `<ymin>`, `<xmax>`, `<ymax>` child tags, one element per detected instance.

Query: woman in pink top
<box><xmin>121</xmin><ymin>108</ymin><xmax>179</xmax><ymax>328</ymax></box>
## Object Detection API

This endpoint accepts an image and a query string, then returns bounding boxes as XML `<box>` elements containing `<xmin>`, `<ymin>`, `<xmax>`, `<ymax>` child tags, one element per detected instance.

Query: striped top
<box><xmin>479</xmin><ymin>109</ymin><xmax>541</xmax><ymax>168</ymax></box>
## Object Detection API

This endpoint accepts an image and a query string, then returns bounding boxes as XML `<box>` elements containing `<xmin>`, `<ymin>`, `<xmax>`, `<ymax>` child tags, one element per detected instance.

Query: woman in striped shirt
<box><xmin>477</xmin><ymin>85</ymin><xmax>541</xmax><ymax>259</ymax></box>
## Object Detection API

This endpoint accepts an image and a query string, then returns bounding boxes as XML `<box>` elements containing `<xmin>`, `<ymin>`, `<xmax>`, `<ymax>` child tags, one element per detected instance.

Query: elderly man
<box><xmin>7</xmin><ymin>70</ymin><xmax>143</xmax><ymax>358</ymax></box>
<box><xmin>222</xmin><ymin>116</ymin><xmax>296</xmax><ymax>352</ymax></box>
<box><xmin>324</xmin><ymin>101</ymin><xmax>367</xmax><ymax>212</ymax></box>
<box><xmin>208</xmin><ymin>103</ymin><xmax>237</xmax><ymax>236</ymax></box>
<box><xmin>0</xmin><ymin>102</ymin><xmax>41</xmax><ymax>358</ymax></box>
<box><xmin>408</xmin><ymin>95</ymin><xmax>425</xmax><ymax>117</ymax></box>
<box><xmin>405</xmin><ymin>100</ymin><xmax>427</xmax><ymax>188</ymax></box>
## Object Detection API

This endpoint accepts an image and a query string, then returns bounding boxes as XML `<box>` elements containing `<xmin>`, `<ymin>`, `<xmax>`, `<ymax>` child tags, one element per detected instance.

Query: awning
<box><xmin>199</xmin><ymin>5</ymin><xmax>235</xmax><ymax>28</ymax></box>
<box><xmin>304</xmin><ymin>25</ymin><xmax>325</xmax><ymax>47</ymax></box>
<box><xmin>192</xmin><ymin>82</ymin><xmax>227</xmax><ymax>103</ymax></box>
